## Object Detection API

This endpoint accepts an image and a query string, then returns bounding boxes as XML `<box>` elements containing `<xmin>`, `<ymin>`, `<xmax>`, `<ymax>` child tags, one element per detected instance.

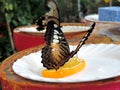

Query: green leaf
<box><xmin>6</xmin><ymin>13</ymin><xmax>13</xmax><ymax>22</ymax></box>
<box><xmin>12</xmin><ymin>20</ymin><xmax>18</xmax><ymax>26</ymax></box>
<box><xmin>5</xmin><ymin>3</ymin><xmax>13</xmax><ymax>11</ymax></box>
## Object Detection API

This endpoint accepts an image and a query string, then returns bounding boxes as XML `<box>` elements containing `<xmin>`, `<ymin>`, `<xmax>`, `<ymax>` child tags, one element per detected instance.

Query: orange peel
<box><xmin>42</xmin><ymin>57</ymin><xmax>86</xmax><ymax>78</ymax></box>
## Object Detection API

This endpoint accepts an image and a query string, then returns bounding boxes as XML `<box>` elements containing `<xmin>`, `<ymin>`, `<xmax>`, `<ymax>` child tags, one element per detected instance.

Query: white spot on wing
<box><xmin>54</xmin><ymin>29</ymin><xmax>59</xmax><ymax>34</ymax></box>
<box><xmin>54</xmin><ymin>24</ymin><xmax>58</xmax><ymax>28</ymax></box>
<box><xmin>54</xmin><ymin>35</ymin><xmax>59</xmax><ymax>39</ymax></box>
<box><xmin>53</xmin><ymin>39</ymin><xmax>59</xmax><ymax>43</ymax></box>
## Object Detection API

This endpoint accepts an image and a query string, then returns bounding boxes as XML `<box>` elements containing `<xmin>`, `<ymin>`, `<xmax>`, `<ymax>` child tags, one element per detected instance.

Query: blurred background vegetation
<box><xmin>0</xmin><ymin>0</ymin><xmax>120</xmax><ymax>63</ymax></box>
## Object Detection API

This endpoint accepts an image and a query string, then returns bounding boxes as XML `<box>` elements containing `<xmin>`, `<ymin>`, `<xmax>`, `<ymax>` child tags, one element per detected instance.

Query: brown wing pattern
<box><xmin>70</xmin><ymin>22</ymin><xmax>96</xmax><ymax>57</ymax></box>
<box><xmin>36</xmin><ymin>0</ymin><xmax>96</xmax><ymax>70</ymax></box>
<box><xmin>36</xmin><ymin>0</ymin><xmax>60</xmax><ymax>31</ymax></box>
<box><xmin>41</xmin><ymin>21</ymin><xmax>70</xmax><ymax>70</ymax></box>
<box><xmin>41</xmin><ymin>22</ymin><xmax>95</xmax><ymax>70</ymax></box>
<box><xmin>45</xmin><ymin>0</ymin><xmax>60</xmax><ymax>19</ymax></box>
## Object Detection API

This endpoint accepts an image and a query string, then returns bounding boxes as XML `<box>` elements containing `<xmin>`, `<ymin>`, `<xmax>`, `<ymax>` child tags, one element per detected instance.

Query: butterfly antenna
<box><xmin>70</xmin><ymin>22</ymin><xmax>96</xmax><ymax>57</ymax></box>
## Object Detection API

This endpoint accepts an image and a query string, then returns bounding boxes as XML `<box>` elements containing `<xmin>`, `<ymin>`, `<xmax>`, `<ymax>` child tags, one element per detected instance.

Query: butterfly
<box><xmin>36</xmin><ymin>0</ymin><xmax>96</xmax><ymax>70</ymax></box>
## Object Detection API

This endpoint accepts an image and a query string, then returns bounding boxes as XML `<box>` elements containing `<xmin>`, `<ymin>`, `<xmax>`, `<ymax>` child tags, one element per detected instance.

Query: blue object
<box><xmin>98</xmin><ymin>6</ymin><xmax>120</xmax><ymax>22</ymax></box>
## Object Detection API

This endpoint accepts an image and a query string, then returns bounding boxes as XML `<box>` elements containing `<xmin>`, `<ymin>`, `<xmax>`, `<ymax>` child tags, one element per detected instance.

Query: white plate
<box><xmin>14</xmin><ymin>26</ymin><xmax>90</xmax><ymax>33</ymax></box>
<box><xmin>85</xmin><ymin>14</ymin><xmax>99</xmax><ymax>22</ymax></box>
<box><xmin>12</xmin><ymin>44</ymin><xmax>120</xmax><ymax>83</ymax></box>
<box><xmin>85</xmin><ymin>14</ymin><xmax>120</xmax><ymax>24</ymax></box>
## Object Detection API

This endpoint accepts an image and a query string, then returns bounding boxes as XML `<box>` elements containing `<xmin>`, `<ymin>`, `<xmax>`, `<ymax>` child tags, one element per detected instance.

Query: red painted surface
<box><xmin>1</xmin><ymin>79</ymin><xmax>120</xmax><ymax>90</ymax></box>
<box><xmin>13</xmin><ymin>32</ymin><xmax>45</xmax><ymax>51</ymax></box>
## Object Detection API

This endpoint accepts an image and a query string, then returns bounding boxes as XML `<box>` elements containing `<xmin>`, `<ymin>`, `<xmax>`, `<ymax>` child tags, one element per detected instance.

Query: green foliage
<box><xmin>1</xmin><ymin>0</ymin><xmax>46</xmax><ymax>27</ymax></box>
<box><xmin>0</xmin><ymin>24</ymin><xmax>13</xmax><ymax>62</ymax></box>
<box><xmin>0</xmin><ymin>0</ymin><xmax>46</xmax><ymax>62</ymax></box>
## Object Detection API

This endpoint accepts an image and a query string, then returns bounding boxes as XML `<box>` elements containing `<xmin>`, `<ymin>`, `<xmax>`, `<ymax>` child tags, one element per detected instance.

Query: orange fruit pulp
<box><xmin>42</xmin><ymin>57</ymin><xmax>86</xmax><ymax>78</ymax></box>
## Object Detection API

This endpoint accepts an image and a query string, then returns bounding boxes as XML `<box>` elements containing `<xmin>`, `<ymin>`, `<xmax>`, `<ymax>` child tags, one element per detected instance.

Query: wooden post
<box><xmin>4</xmin><ymin>13</ymin><xmax>15</xmax><ymax>53</ymax></box>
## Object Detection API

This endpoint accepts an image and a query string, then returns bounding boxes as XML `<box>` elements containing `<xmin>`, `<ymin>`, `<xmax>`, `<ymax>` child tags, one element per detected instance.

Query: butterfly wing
<box><xmin>70</xmin><ymin>22</ymin><xmax>96</xmax><ymax>57</ymax></box>
<box><xmin>45</xmin><ymin>0</ymin><xmax>60</xmax><ymax>19</ymax></box>
<box><xmin>41</xmin><ymin>21</ymin><xmax>70</xmax><ymax>70</ymax></box>
<box><xmin>36</xmin><ymin>0</ymin><xmax>60</xmax><ymax>31</ymax></box>
<box><xmin>41</xmin><ymin>22</ymin><xmax>95</xmax><ymax>70</ymax></box>
<box><xmin>36</xmin><ymin>0</ymin><xmax>95</xmax><ymax>70</ymax></box>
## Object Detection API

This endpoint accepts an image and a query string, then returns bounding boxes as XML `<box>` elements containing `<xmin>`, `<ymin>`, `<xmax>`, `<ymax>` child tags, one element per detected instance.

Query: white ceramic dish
<box><xmin>85</xmin><ymin>14</ymin><xmax>120</xmax><ymax>24</ymax></box>
<box><xmin>85</xmin><ymin>14</ymin><xmax>99</xmax><ymax>22</ymax></box>
<box><xmin>12</xmin><ymin>44</ymin><xmax>120</xmax><ymax>83</ymax></box>
<box><xmin>14</xmin><ymin>26</ymin><xmax>90</xmax><ymax>33</ymax></box>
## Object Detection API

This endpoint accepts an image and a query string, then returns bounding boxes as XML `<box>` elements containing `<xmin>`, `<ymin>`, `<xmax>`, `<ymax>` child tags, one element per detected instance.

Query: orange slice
<box><xmin>42</xmin><ymin>57</ymin><xmax>86</xmax><ymax>78</ymax></box>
